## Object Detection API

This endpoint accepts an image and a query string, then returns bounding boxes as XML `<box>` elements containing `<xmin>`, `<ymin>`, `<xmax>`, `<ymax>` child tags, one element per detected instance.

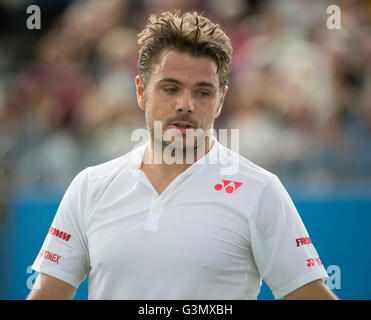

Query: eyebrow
<box><xmin>158</xmin><ymin>78</ymin><xmax>216</xmax><ymax>89</ymax></box>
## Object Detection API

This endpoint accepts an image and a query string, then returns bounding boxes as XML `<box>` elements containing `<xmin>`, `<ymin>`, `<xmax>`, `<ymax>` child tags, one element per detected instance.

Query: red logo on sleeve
<box><xmin>296</xmin><ymin>237</ymin><xmax>312</xmax><ymax>247</ymax></box>
<box><xmin>306</xmin><ymin>257</ymin><xmax>323</xmax><ymax>267</ymax></box>
<box><xmin>49</xmin><ymin>227</ymin><xmax>71</xmax><ymax>242</ymax></box>
<box><xmin>38</xmin><ymin>249</ymin><xmax>61</xmax><ymax>264</ymax></box>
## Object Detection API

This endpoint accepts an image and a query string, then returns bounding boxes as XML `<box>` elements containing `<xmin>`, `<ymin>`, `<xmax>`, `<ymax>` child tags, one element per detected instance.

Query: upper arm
<box><xmin>31</xmin><ymin>169</ymin><xmax>91</xmax><ymax>291</ymax></box>
<box><xmin>284</xmin><ymin>279</ymin><xmax>338</xmax><ymax>300</ymax></box>
<box><xmin>249</xmin><ymin>175</ymin><xmax>329</xmax><ymax>299</ymax></box>
<box><xmin>27</xmin><ymin>273</ymin><xmax>76</xmax><ymax>300</ymax></box>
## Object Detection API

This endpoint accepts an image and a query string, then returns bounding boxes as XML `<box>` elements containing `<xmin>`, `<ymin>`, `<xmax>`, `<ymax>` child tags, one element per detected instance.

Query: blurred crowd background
<box><xmin>0</xmin><ymin>0</ymin><xmax>370</xmax><ymax>224</ymax></box>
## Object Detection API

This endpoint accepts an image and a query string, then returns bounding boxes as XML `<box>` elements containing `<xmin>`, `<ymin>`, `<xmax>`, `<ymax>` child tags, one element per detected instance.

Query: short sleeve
<box><xmin>249</xmin><ymin>175</ymin><xmax>328</xmax><ymax>299</ymax></box>
<box><xmin>31</xmin><ymin>168</ymin><xmax>91</xmax><ymax>288</ymax></box>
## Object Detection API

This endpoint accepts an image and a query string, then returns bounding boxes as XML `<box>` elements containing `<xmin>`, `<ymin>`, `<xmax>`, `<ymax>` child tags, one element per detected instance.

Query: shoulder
<box><xmin>70</xmin><ymin>144</ymin><xmax>146</xmax><ymax>194</ymax></box>
<box><xmin>86</xmin><ymin>144</ymin><xmax>145</xmax><ymax>180</ymax></box>
<box><xmin>60</xmin><ymin>144</ymin><xmax>146</xmax><ymax>219</ymax></box>
<box><xmin>214</xmin><ymin>141</ymin><xmax>292</xmax><ymax>215</ymax></box>
<box><xmin>215</xmin><ymin>141</ymin><xmax>278</xmax><ymax>187</ymax></box>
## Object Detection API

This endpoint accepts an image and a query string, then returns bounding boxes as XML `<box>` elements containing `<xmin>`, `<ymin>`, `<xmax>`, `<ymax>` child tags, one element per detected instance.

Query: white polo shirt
<box><xmin>32</xmin><ymin>139</ymin><xmax>328</xmax><ymax>299</ymax></box>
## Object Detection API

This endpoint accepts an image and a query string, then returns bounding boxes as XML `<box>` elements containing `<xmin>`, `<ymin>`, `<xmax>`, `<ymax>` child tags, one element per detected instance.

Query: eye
<box><xmin>163</xmin><ymin>87</ymin><xmax>178</xmax><ymax>94</ymax></box>
<box><xmin>197</xmin><ymin>90</ymin><xmax>210</xmax><ymax>97</ymax></box>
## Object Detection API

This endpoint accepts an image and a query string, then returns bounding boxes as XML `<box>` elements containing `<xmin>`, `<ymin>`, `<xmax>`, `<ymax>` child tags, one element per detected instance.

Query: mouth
<box><xmin>171</xmin><ymin>121</ymin><xmax>194</xmax><ymax>129</ymax></box>
<box><xmin>168</xmin><ymin>121</ymin><xmax>196</xmax><ymax>134</ymax></box>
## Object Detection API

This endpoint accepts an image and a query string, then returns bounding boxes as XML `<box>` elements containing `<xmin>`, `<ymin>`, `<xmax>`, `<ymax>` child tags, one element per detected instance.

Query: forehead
<box><xmin>149</xmin><ymin>50</ymin><xmax>219</xmax><ymax>87</ymax></box>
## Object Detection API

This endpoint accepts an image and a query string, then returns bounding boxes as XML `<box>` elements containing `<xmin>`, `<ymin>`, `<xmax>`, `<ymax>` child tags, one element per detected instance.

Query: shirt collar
<box><xmin>129</xmin><ymin>137</ymin><xmax>220</xmax><ymax>178</ymax></box>
<box><xmin>129</xmin><ymin>143</ymin><xmax>148</xmax><ymax>179</ymax></box>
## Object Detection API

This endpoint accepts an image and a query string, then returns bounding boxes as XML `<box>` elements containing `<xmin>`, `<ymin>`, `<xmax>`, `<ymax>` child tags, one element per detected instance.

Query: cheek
<box><xmin>201</xmin><ymin>104</ymin><xmax>220</xmax><ymax>126</ymax></box>
<box><xmin>145</xmin><ymin>89</ymin><xmax>168</xmax><ymax>117</ymax></box>
<box><xmin>144</xmin><ymin>102</ymin><xmax>166</xmax><ymax>130</ymax></box>
<box><xmin>145</xmin><ymin>104</ymin><xmax>160</xmax><ymax>123</ymax></box>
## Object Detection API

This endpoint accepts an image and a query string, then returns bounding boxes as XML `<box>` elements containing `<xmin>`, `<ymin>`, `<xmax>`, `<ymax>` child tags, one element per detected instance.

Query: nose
<box><xmin>176</xmin><ymin>91</ymin><xmax>194</xmax><ymax>113</ymax></box>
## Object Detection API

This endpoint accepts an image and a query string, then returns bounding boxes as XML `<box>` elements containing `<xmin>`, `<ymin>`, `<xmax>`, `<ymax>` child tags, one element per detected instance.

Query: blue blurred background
<box><xmin>0</xmin><ymin>0</ymin><xmax>370</xmax><ymax>299</ymax></box>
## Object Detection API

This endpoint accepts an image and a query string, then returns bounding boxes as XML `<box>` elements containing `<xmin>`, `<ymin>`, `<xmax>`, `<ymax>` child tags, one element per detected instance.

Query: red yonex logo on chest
<box><xmin>214</xmin><ymin>180</ymin><xmax>243</xmax><ymax>194</ymax></box>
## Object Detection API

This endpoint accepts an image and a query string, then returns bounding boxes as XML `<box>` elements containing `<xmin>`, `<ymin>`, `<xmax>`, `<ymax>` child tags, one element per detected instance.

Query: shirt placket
<box><xmin>139</xmin><ymin>159</ymin><xmax>203</xmax><ymax>232</ymax></box>
<box><xmin>143</xmin><ymin>195</ymin><xmax>164</xmax><ymax>232</ymax></box>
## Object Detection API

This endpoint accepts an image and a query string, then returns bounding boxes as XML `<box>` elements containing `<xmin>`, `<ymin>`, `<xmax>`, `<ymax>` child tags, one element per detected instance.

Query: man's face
<box><xmin>136</xmin><ymin>50</ymin><xmax>227</xmax><ymax>155</ymax></box>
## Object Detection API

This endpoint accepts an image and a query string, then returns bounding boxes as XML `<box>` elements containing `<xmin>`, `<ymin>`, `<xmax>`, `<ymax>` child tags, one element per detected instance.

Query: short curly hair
<box><xmin>137</xmin><ymin>11</ymin><xmax>232</xmax><ymax>88</ymax></box>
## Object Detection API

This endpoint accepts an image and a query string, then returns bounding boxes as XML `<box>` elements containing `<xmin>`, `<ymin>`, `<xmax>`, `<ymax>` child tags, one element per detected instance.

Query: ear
<box><xmin>215</xmin><ymin>85</ymin><xmax>228</xmax><ymax>118</ymax></box>
<box><xmin>136</xmin><ymin>75</ymin><xmax>146</xmax><ymax>111</ymax></box>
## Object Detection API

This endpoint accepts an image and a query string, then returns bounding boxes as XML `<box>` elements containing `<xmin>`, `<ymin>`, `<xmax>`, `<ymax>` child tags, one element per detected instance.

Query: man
<box><xmin>28</xmin><ymin>11</ymin><xmax>337</xmax><ymax>300</ymax></box>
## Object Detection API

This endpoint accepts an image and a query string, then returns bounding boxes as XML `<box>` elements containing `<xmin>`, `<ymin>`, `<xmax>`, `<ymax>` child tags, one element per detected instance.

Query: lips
<box><xmin>171</xmin><ymin>121</ymin><xmax>194</xmax><ymax>129</ymax></box>
<box><xmin>168</xmin><ymin>121</ymin><xmax>195</xmax><ymax>134</ymax></box>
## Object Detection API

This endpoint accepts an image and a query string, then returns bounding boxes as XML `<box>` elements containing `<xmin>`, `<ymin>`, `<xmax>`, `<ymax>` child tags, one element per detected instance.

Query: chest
<box><xmin>87</xmin><ymin>160</ymin><xmax>265</xmax><ymax>281</ymax></box>
<box><xmin>86</xmin><ymin>183</ymin><xmax>254</xmax><ymax>278</ymax></box>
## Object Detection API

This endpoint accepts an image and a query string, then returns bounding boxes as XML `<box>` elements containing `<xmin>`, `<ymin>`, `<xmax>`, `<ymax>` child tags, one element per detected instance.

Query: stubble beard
<box><xmin>148</xmin><ymin>121</ymin><xmax>213</xmax><ymax>165</ymax></box>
